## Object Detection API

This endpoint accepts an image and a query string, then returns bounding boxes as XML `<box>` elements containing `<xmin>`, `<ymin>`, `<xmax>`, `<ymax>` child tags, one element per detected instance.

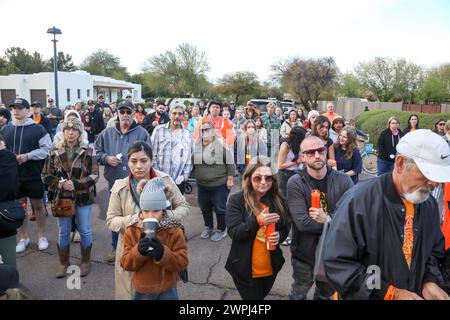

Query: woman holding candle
<box><xmin>225</xmin><ymin>156</ymin><xmax>290</xmax><ymax>300</ymax></box>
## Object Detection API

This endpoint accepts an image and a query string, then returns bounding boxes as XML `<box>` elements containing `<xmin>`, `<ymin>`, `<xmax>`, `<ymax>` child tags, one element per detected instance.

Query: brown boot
<box><xmin>80</xmin><ymin>244</ymin><xmax>92</xmax><ymax>277</ymax></box>
<box><xmin>56</xmin><ymin>245</ymin><xmax>70</xmax><ymax>278</ymax></box>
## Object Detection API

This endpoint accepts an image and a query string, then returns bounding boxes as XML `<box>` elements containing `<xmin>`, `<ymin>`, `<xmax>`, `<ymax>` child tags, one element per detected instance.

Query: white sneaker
<box><xmin>16</xmin><ymin>238</ymin><xmax>30</xmax><ymax>253</ymax></box>
<box><xmin>38</xmin><ymin>237</ymin><xmax>49</xmax><ymax>251</ymax></box>
<box><xmin>200</xmin><ymin>227</ymin><xmax>213</xmax><ymax>239</ymax></box>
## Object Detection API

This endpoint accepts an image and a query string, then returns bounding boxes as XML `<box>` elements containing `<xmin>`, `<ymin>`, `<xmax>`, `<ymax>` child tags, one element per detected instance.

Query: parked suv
<box><xmin>279</xmin><ymin>100</ymin><xmax>296</xmax><ymax>116</ymax></box>
<box><xmin>249</xmin><ymin>98</ymin><xmax>281</xmax><ymax>115</ymax></box>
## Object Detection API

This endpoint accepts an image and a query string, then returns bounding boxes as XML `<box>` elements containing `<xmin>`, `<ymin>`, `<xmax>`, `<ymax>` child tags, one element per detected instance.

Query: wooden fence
<box><xmin>402</xmin><ymin>104</ymin><xmax>442</xmax><ymax>114</ymax></box>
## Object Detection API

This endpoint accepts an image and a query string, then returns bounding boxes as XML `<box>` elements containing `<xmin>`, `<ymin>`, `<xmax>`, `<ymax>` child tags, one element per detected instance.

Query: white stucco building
<box><xmin>0</xmin><ymin>70</ymin><xmax>142</xmax><ymax>108</ymax></box>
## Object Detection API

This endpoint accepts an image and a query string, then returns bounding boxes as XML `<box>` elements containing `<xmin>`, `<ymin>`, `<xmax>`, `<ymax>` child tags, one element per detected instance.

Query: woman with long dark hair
<box><xmin>277</xmin><ymin>126</ymin><xmax>307</xmax><ymax>197</ymax></box>
<box><xmin>254</xmin><ymin>116</ymin><xmax>268</xmax><ymax>145</ymax></box>
<box><xmin>433</xmin><ymin>118</ymin><xmax>446</xmax><ymax>136</ymax></box>
<box><xmin>106</xmin><ymin>141</ymin><xmax>189</xmax><ymax>299</ymax></box>
<box><xmin>403</xmin><ymin>114</ymin><xmax>419</xmax><ymax>134</ymax></box>
<box><xmin>225</xmin><ymin>156</ymin><xmax>290</xmax><ymax>300</ymax></box>
<box><xmin>134</xmin><ymin>104</ymin><xmax>147</xmax><ymax>125</ymax></box>
<box><xmin>280</xmin><ymin>110</ymin><xmax>302</xmax><ymax>140</ymax></box>
<box><xmin>312</xmin><ymin>115</ymin><xmax>335</xmax><ymax>166</ymax></box>
<box><xmin>334</xmin><ymin>126</ymin><xmax>362</xmax><ymax>184</ymax></box>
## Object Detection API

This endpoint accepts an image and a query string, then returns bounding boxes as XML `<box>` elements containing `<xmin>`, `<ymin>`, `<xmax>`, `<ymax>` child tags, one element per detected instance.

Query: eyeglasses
<box><xmin>438</xmin><ymin>123</ymin><xmax>445</xmax><ymax>126</ymax></box>
<box><xmin>252</xmin><ymin>175</ymin><xmax>274</xmax><ymax>183</ymax></box>
<box><xmin>171</xmin><ymin>112</ymin><xmax>184</xmax><ymax>116</ymax></box>
<box><xmin>119</xmin><ymin>109</ymin><xmax>132</xmax><ymax>115</ymax></box>
<box><xmin>302</xmin><ymin>147</ymin><xmax>327</xmax><ymax>157</ymax></box>
<box><xmin>390</xmin><ymin>122</ymin><xmax>399</xmax><ymax>125</ymax></box>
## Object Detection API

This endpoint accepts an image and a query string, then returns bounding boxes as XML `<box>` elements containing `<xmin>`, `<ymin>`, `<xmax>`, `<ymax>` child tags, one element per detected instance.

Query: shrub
<box><xmin>355</xmin><ymin>110</ymin><xmax>449</xmax><ymax>148</ymax></box>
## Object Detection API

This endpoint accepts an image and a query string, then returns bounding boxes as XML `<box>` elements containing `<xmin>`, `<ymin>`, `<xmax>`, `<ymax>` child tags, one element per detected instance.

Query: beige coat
<box><xmin>106</xmin><ymin>169</ymin><xmax>190</xmax><ymax>300</ymax></box>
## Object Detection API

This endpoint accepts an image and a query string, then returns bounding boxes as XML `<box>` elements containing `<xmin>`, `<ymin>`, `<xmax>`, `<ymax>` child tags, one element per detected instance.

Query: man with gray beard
<box><xmin>324</xmin><ymin>129</ymin><xmax>450</xmax><ymax>300</ymax></box>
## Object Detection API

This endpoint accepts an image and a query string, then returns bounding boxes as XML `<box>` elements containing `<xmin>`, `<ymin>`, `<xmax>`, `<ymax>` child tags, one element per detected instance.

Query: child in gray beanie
<box><xmin>120</xmin><ymin>177</ymin><xmax>188</xmax><ymax>300</ymax></box>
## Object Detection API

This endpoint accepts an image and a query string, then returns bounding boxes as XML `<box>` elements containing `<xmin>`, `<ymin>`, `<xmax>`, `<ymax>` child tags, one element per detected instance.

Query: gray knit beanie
<box><xmin>139</xmin><ymin>177</ymin><xmax>170</xmax><ymax>211</ymax></box>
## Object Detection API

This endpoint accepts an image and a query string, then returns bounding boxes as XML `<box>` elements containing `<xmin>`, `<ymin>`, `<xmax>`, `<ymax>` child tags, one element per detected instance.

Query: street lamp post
<box><xmin>46</xmin><ymin>26</ymin><xmax>62</xmax><ymax>109</ymax></box>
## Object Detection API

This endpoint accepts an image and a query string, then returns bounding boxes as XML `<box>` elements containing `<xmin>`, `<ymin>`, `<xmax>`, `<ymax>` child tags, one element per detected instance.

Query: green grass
<box><xmin>355</xmin><ymin>110</ymin><xmax>449</xmax><ymax>148</ymax></box>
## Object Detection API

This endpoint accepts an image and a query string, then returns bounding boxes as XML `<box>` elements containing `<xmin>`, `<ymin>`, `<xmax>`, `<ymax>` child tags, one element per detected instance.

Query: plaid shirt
<box><xmin>42</xmin><ymin>146</ymin><xmax>99</xmax><ymax>206</ymax></box>
<box><xmin>151</xmin><ymin>122</ymin><xmax>194</xmax><ymax>183</ymax></box>
<box><xmin>261</xmin><ymin>113</ymin><xmax>281</xmax><ymax>146</ymax></box>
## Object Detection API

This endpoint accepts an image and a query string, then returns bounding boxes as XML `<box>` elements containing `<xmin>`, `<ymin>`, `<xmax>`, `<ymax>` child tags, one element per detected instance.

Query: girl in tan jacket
<box><xmin>106</xmin><ymin>141</ymin><xmax>189</xmax><ymax>299</ymax></box>
<box><xmin>120</xmin><ymin>177</ymin><xmax>188</xmax><ymax>300</ymax></box>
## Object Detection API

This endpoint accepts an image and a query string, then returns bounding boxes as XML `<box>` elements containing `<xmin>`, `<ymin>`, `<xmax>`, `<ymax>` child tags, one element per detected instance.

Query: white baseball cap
<box><xmin>396</xmin><ymin>129</ymin><xmax>450</xmax><ymax>182</ymax></box>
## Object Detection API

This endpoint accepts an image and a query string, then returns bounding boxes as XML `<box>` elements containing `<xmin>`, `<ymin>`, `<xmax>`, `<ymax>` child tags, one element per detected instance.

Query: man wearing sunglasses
<box><xmin>286</xmin><ymin>136</ymin><xmax>353</xmax><ymax>300</ymax></box>
<box><xmin>324</xmin><ymin>129</ymin><xmax>450</xmax><ymax>300</ymax></box>
<box><xmin>95</xmin><ymin>100</ymin><xmax>151</xmax><ymax>263</ymax></box>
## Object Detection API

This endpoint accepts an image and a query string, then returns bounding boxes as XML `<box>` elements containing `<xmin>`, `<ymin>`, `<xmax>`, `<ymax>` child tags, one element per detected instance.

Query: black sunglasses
<box><xmin>303</xmin><ymin>147</ymin><xmax>327</xmax><ymax>156</ymax></box>
<box><xmin>119</xmin><ymin>109</ymin><xmax>132</xmax><ymax>115</ymax></box>
<box><xmin>252</xmin><ymin>175</ymin><xmax>274</xmax><ymax>183</ymax></box>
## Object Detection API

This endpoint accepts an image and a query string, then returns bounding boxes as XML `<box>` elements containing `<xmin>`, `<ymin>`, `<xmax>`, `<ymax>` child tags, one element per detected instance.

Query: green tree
<box><xmin>3</xmin><ymin>47</ymin><xmax>48</xmax><ymax>74</ymax></box>
<box><xmin>0</xmin><ymin>56</ymin><xmax>11</xmax><ymax>75</ymax></box>
<box><xmin>258</xmin><ymin>81</ymin><xmax>283</xmax><ymax>100</ymax></box>
<box><xmin>338</xmin><ymin>73</ymin><xmax>364</xmax><ymax>98</ymax></box>
<box><xmin>354</xmin><ymin>57</ymin><xmax>423</xmax><ymax>102</ymax></box>
<box><xmin>416</xmin><ymin>69</ymin><xmax>449</xmax><ymax>104</ymax></box>
<box><xmin>143</xmin><ymin>43</ymin><xmax>210</xmax><ymax>97</ymax></box>
<box><xmin>80</xmin><ymin>49</ymin><xmax>130</xmax><ymax>80</ymax></box>
<box><xmin>271</xmin><ymin>57</ymin><xmax>338</xmax><ymax>111</ymax></box>
<box><xmin>47</xmin><ymin>52</ymin><xmax>77</xmax><ymax>72</ymax></box>
<box><xmin>217</xmin><ymin>71</ymin><xmax>260</xmax><ymax>104</ymax></box>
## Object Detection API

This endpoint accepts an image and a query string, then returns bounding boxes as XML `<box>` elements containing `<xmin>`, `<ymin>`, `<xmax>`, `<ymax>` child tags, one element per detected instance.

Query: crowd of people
<box><xmin>0</xmin><ymin>95</ymin><xmax>449</xmax><ymax>301</ymax></box>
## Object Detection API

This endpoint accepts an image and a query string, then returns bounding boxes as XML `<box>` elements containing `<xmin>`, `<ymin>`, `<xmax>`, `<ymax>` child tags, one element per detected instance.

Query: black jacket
<box><xmin>286</xmin><ymin>168</ymin><xmax>354</xmax><ymax>266</ymax></box>
<box><xmin>377</xmin><ymin>128</ymin><xmax>404</xmax><ymax>162</ymax></box>
<box><xmin>142</xmin><ymin>112</ymin><xmax>170</xmax><ymax>136</ymax></box>
<box><xmin>87</xmin><ymin>109</ymin><xmax>105</xmax><ymax>135</ymax></box>
<box><xmin>324</xmin><ymin>173</ymin><xmax>445</xmax><ymax>299</ymax></box>
<box><xmin>225</xmin><ymin>192</ymin><xmax>290</xmax><ymax>285</ymax></box>
<box><xmin>0</xmin><ymin>149</ymin><xmax>19</xmax><ymax>238</ymax></box>
<box><xmin>29</xmin><ymin>115</ymin><xmax>52</xmax><ymax>135</ymax></box>
<box><xmin>1</xmin><ymin>119</ymin><xmax>52</xmax><ymax>182</ymax></box>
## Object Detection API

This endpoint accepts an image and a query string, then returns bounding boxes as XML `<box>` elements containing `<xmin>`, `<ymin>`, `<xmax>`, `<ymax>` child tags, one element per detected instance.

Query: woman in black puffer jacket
<box><xmin>377</xmin><ymin>116</ymin><xmax>404</xmax><ymax>176</ymax></box>
<box><xmin>0</xmin><ymin>134</ymin><xmax>20</xmax><ymax>267</ymax></box>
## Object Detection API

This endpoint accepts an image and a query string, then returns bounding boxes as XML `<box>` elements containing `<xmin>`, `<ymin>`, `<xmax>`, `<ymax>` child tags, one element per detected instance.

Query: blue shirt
<box><xmin>335</xmin><ymin>146</ymin><xmax>362</xmax><ymax>184</ymax></box>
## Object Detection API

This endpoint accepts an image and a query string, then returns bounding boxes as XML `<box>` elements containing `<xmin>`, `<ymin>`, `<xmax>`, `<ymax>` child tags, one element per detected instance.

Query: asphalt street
<box><xmin>16</xmin><ymin>168</ymin><xmax>374</xmax><ymax>300</ymax></box>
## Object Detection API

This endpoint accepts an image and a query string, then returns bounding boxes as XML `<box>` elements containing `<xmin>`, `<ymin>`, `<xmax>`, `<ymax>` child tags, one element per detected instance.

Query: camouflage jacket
<box><xmin>42</xmin><ymin>146</ymin><xmax>99</xmax><ymax>206</ymax></box>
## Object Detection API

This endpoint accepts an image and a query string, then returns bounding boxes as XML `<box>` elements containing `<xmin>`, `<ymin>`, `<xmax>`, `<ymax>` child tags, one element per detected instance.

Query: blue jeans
<box><xmin>58</xmin><ymin>205</ymin><xmax>93</xmax><ymax>249</ymax></box>
<box><xmin>197</xmin><ymin>184</ymin><xmax>229</xmax><ymax>231</ymax></box>
<box><xmin>377</xmin><ymin>158</ymin><xmax>394</xmax><ymax>176</ymax></box>
<box><xmin>112</xmin><ymin>231</ymin><xmax>119</xmax><ymax>250</ymax></box>
<box><xmin>132</xmin><ymin>286</ymin><xmax>179</xmax><ymax>300</ymax></box>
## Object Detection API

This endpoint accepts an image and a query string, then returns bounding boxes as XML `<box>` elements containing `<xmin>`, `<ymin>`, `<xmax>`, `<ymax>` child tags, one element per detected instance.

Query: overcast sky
<box><xmin>1</xmin><ymin>0</ymin><xmax>449</xmax><ymax>82</ymax></box>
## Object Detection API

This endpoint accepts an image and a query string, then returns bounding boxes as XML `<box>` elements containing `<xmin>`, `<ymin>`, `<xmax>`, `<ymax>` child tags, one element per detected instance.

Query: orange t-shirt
<box><xmin>193</xmin><ymin>116</ymin><xmax>236</xmax><ymax>146</ymax></box>
<box><xmin>252</xmin><ymin>204</ymin><xmax>273</xmax><ymax>278</ymax></box>
<box><xmin>33</xmin><ymin>115</ymin><xmax>41</xmax><ymax>124</ymax></box>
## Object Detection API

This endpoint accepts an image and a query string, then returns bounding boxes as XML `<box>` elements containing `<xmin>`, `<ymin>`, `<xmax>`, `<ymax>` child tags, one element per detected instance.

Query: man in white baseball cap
<box><xmin>396</xmin><ymin>129</ymin><xmax>450</xmax><ymax>184</ymax></box>
<box><xmin>324</xmin><ymin>129</ymin><xmax>449</xmax><ymax>300</ymax></box>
